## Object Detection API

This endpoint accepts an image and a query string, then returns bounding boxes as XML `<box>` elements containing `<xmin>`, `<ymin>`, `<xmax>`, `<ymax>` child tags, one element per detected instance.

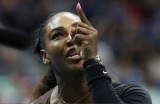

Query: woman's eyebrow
<box><xmin>48</xmin><ymin>26</ymin><xmax>65</xmax><ymax>38</ymax></box>
<box><xmin>50</xmin><ymin>26</ymin><xmax>65</xmax><ymax>33</ymax></box>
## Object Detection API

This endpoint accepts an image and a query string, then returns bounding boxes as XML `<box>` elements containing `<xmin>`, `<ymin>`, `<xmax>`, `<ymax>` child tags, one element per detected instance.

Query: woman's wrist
<box><xmin>83</xmin><ymin>54</ymin><xmax>102</xmax><ymax>68</ymax></box>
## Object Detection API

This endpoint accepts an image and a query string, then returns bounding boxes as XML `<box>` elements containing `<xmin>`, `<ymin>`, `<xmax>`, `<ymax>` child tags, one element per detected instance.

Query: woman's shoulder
<box><xmin>112</xmin><ymin>82</ymin><xmax>152</xmax><ymax>104</ymax></box>
<box><xmin>32</xmin><ymin>87</ymin><xmax>55</xmax><ymax>104</ymax></box>
<box><xmin>112</xmin><ymin>82</ymin><xmax>147</xmax><ymax>93</ymax></box>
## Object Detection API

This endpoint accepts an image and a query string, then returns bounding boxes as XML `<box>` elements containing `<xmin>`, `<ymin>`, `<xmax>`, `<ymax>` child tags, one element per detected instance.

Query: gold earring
<box><xmin>43</xmin><ymin>59</ymin><xmax>50</xmax><ymax>64</ymax></box>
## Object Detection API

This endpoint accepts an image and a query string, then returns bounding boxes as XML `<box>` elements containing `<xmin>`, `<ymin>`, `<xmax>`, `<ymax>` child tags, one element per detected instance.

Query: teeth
<box><xmin>72</xmin><ymin>54</ymin><xmax>78</xmax><ymax>57</ymax></box>
<box><xmin>68</xmin><ymin>54</ymin><xmax>79</xmax><ymax>58</ymax></box>
<box><xmin>70</xmin><ymin>54</ymin><xmax>78</xmax><ymax>57</ymax></box>
<box><xmin>66</xmin><ymin>48</ymin><xmax>80</xmax><ymax>57</ymax></box>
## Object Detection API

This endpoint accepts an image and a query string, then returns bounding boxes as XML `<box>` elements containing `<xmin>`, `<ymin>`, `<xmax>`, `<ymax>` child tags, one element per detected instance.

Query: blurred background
<box><xmin>0</xmin><ymin>0</ymin><xmax>160</xmax><ymax>103</ymax></box>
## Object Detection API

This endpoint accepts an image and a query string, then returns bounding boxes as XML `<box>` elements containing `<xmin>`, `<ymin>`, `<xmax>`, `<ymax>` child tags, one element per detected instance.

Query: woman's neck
<box><xmin>56</xmin><ymin>73</ymin><xmax>91</xmax><ymax>103</ymax></box>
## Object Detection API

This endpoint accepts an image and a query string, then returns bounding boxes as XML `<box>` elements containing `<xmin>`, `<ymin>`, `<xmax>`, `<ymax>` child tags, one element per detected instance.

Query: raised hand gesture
<box><xmin>71</xmin><ymin>3</ymin><xmax>98</xmax><ymax>61</ymax></box>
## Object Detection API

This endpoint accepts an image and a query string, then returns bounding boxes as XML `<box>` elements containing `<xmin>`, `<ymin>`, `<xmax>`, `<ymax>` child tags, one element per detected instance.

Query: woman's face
<box><xmin>41</xmin><ymin>12</ymin><xmax>83</xmax><ymax>77</ymax></box>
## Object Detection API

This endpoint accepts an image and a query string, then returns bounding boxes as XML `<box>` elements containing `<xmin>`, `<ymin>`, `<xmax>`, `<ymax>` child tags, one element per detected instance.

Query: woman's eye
<box><xmin>52</xmin><ymin>33</ymin><xmax>63</xmax><ymax>40</ymax></box>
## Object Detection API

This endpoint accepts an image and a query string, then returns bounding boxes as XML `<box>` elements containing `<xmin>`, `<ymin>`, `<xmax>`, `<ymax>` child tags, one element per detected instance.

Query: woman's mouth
<box><xmin>66</xmin><ymin>47</ymin><xmax>82</xmax><ymax>62</ymax></box>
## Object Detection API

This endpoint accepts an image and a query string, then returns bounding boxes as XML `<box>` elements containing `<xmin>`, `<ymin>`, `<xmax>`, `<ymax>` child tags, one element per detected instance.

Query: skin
<box><xmin>40</xmin><ymin>3</ymin><xmax>98</xmax><ymax>103</ymax></box>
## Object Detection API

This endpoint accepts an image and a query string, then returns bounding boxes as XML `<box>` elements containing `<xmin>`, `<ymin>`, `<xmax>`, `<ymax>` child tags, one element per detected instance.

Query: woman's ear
<box><xmin>40</xmin><ymin>49</ymin><xmax>50</xmax><ymax>64</ymax></box>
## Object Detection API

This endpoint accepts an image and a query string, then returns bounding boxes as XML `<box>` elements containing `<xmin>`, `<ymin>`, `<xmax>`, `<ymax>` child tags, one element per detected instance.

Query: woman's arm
<box><xmin>84</xmin><ymin>63</ymin><xmax>152</xmax><ymax>104</ymax></box>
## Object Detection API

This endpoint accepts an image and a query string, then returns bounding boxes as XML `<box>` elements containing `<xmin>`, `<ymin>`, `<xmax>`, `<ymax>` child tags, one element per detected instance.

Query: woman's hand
<box><xmin>71</xmin><ymin>3</ymin><xmax>98</xmax><ymax>61</ymax></box>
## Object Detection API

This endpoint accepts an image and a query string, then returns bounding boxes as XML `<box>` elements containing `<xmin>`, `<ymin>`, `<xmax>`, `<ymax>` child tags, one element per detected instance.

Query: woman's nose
<box><xmin>66</xmin><ymin>35</ymin><xmax>74</xmax><ymax>46</ymax></box>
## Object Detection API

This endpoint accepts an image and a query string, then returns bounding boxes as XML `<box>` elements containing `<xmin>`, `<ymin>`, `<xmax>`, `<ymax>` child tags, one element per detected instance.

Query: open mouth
<box><xmin>66</xmin><ymin>47</ymin><xmax>81</xmax><ymax>61</ymax></box>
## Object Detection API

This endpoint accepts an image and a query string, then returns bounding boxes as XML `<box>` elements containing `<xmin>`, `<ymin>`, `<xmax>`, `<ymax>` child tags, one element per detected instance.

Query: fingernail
<box><xmin>77</xmin><ymin>2</ymin><xmax>81</xmax><ymax>9</ymax></box>
<box><xmin>71</xmin><ymin>27</ymin><xmax>76</xmax><ymax>34</ymax></box>
<box><xmin>71</xmin><ymin>27</ymin><xmax>77</xmax><ymax>38</ymax></box>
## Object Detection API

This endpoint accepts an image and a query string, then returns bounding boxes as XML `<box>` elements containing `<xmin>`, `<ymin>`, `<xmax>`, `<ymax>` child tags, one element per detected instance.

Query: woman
<box><xmin>31</xmin><ymin>3</ymin><xmax>152</xmax><ymax>104</ymax></box>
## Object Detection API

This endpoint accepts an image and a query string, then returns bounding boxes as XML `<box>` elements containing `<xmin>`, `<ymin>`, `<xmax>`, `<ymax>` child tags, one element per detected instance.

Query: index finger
<box><xmin>76</xmin><ymin>3</ymin><xmax>92</xmax><ymax>26</ymax></box>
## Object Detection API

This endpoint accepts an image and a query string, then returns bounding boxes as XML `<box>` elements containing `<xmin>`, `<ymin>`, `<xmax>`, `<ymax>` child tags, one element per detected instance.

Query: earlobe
<box><xmin>40</xmin><ymin>49</ymin><xmax>50</xmax><ymax>64</ymax></box>
<box><xmin>43</xmin><ymin>59</ymin><xmax>50</xmax><ymax>64</ymax></box>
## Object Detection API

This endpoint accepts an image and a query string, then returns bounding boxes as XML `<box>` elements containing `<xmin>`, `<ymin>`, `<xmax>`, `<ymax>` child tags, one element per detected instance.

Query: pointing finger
<box><xmin>76</xmin><ymin>3</ymin><xmax>92</xmax><ymax>26</ymax></box>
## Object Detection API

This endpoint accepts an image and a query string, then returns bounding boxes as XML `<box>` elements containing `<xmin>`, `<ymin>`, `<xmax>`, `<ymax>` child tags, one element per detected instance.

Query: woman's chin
<box><xmin>63</xmin><ymin>60</ymin><xmax>84</xmax><ymax>75</ymax></box>
<box><xmin>72</xmin><ymin>61</ymin><xmax>84</xmax><ymax>70</ymax></box>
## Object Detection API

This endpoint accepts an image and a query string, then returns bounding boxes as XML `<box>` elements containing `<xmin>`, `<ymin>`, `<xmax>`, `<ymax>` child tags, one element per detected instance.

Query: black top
<box><xmin>33</xmin><ymin>63</ymin><xmax>152</xmax><ymax>104</ymax></box>
<box><xmin>84</xmin><ymin>63</ymin><xmax>152</xmax><ymax>104</ymax></box>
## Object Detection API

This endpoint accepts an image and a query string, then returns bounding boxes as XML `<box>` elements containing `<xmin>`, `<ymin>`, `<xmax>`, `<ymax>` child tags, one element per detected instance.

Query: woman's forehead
<box><xmin>46</xmin><ymin>12</ymin><xmax>80</xmax><ymax>30</ymax></box>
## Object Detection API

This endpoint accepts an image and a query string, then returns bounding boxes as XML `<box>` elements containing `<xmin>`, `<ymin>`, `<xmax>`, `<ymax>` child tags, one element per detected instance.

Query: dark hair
<box><xmin>31</xmin><ymin>14</ymin><xmax>57</xmax><ymax>100</ymax></box>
